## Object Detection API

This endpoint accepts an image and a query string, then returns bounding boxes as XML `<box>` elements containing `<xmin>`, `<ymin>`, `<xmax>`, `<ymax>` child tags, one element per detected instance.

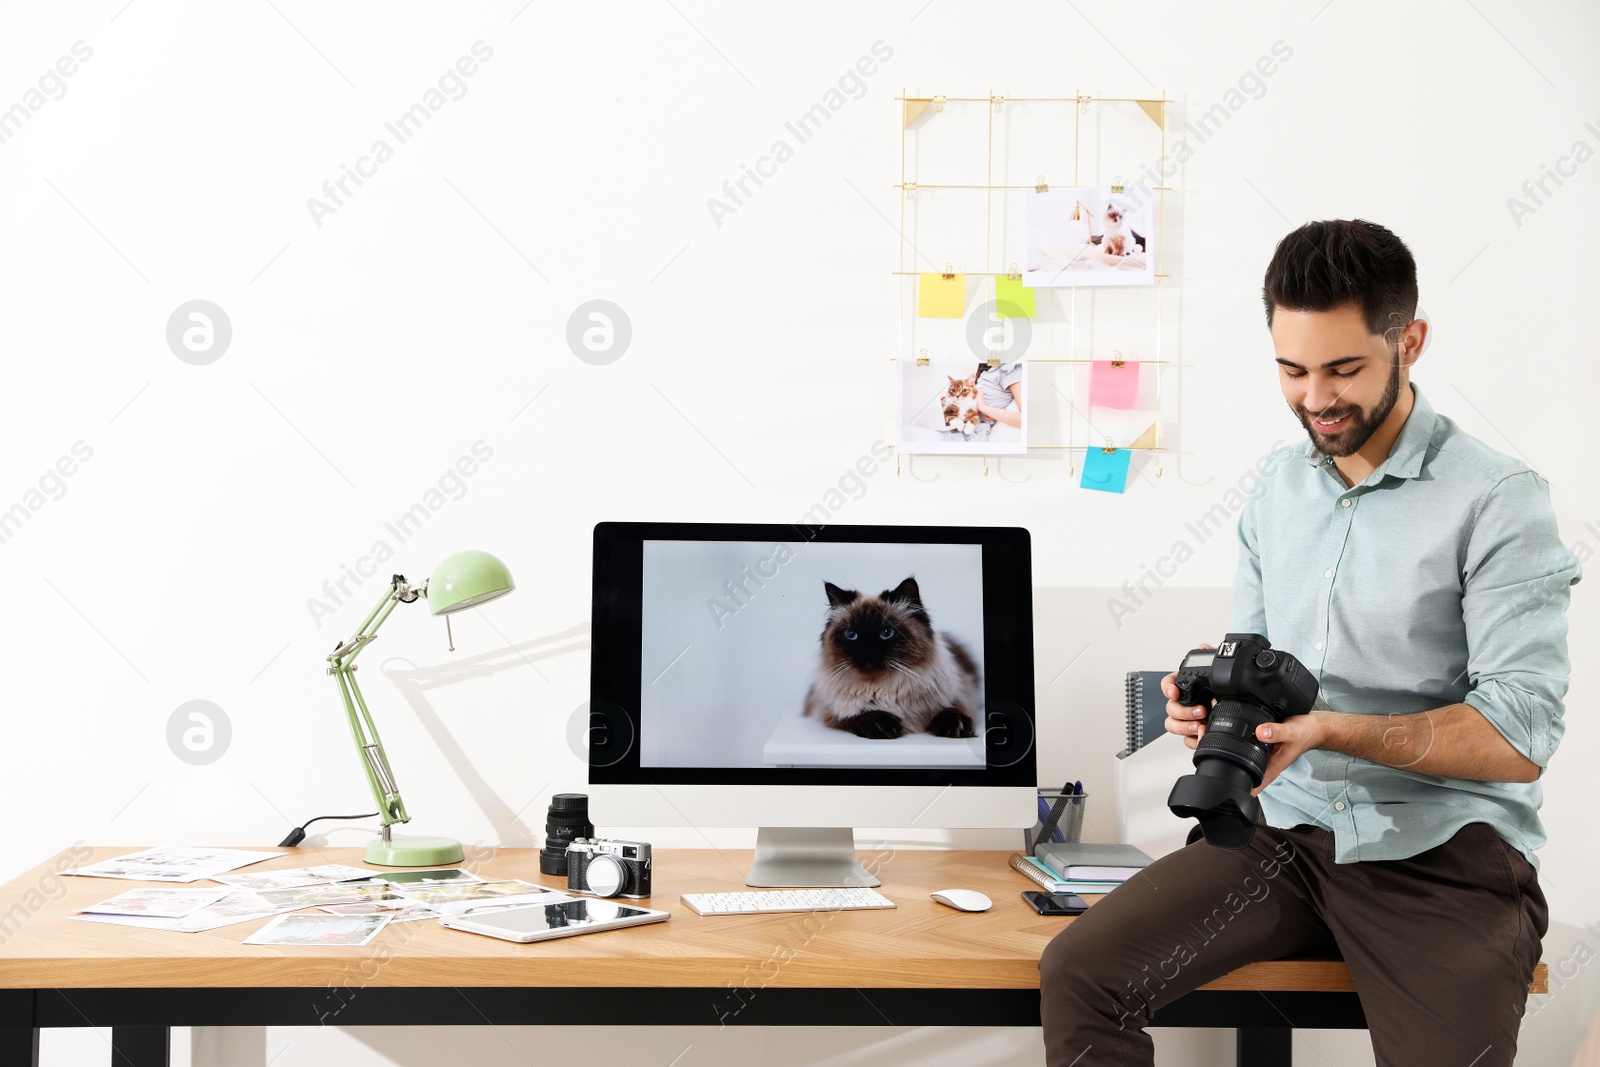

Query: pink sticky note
<box><xmin>1089</xmin><ymin>361</ymin><xmax>1140</xmax><ymax>409</ymax></box>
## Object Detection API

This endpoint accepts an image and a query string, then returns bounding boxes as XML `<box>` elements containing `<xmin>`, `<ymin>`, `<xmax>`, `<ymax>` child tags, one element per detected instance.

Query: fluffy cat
<box><xmin>1098</xmin><ymin>201</ymin><xmax>1145</xmax><ymax>257</ymax></box>
<box><xmin>802</xmin><ymin>576</ymin><xmax>980</xmax><ymax>739</ymax></box>
<box><xmin>939</xmin><ymin>374</ymin><xmax>982</xmax><ymax>437</ymax></box>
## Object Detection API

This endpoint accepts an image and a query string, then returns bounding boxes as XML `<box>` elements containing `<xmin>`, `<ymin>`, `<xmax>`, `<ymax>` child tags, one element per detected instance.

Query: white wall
<box><xmin>2</xmin><ymin>1</ymin><xmax>1595</xmax><ymax>1064</ymax></box>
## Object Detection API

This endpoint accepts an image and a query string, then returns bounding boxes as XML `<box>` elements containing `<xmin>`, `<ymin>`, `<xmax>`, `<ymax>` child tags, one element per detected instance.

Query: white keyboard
<box><xmin>681</xmin><ymin>887</ymin><xmax>896</xmax><ymax>916</ymax></box>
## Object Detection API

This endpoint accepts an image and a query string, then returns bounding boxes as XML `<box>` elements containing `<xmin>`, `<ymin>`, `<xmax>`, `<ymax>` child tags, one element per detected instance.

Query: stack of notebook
<box><xmin>1009</xmin><ymin>842</ymin><xmax>1155</xmax><ymax>895</ymax></box>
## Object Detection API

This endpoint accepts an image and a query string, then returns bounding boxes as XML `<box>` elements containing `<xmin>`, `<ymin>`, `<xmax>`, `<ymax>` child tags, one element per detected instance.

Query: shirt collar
<box><xmin>1300</xmin><ymin>382</ymin><xmax>1436</xmax><ymax>483</ymax></box>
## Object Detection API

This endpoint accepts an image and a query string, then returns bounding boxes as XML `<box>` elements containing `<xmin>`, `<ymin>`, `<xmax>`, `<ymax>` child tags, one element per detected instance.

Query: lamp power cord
<box><xmin>278</xmin><ymin>812</ymin><xmax>380</xmax><ymax>848</ymax></box>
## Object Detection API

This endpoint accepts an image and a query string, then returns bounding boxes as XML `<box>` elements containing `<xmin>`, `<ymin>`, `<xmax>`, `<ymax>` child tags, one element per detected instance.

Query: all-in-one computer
<box><xmin>588</xmin><ymin>522</ymin><xmax>1037</xmax><ymax>887</ymax></box>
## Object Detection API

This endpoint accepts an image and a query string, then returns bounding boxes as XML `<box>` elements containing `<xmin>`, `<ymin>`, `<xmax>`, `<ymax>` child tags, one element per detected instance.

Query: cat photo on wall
<box><xmin>802</xmin><ymin>576</ymin><xmax>981</xmax><ymax>740</ymax></box>
<box><xmin>1020</xmin><ymin>185</ymin><xmax>1155</xmax><ymax>287</ymax></box>
<box><xmin>896</xmin><ymin>357</ymin><xmax>1027</xmax><ymax>455</ymax></box>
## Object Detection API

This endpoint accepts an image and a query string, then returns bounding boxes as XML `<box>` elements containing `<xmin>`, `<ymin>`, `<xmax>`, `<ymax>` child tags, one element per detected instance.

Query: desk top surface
<box><xmin>0</xmin><ymin>846</ymin><xmax>1546</xmax><ymax>993</ymax></box>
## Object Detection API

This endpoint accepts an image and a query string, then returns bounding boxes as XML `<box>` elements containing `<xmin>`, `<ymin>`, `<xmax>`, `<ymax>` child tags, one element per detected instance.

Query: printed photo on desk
<box><xmin>61</xmin><ymin>846</ymin><xmax>281</xmax><ymax>882</ymax></box>
<box><xmin>639</xmin><ymin>539</ymin><xmax>990</xmax><ymax>768</ymax></box>
<box><xmin>244</xmin><ymin>912</ymin><xmax>390</xmax><ymax>948</ymax></box>
<box><xmin>896</xmin><ymin>358</ymin><xmax>1027</xmax><ymax>455</ymax></box>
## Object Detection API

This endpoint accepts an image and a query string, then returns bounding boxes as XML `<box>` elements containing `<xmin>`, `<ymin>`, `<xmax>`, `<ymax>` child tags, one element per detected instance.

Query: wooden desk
<box><xmin>0</xmin><ymin>846</ymin><xmax>1548</xmax><ymax>1067</ymax></box>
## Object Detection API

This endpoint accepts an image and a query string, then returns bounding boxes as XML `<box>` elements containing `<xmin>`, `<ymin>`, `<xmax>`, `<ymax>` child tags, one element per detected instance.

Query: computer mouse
<box><xmin>930</xmin><ymin>889</ymin><xmax>992</xmax><ymax>912</ymax></box>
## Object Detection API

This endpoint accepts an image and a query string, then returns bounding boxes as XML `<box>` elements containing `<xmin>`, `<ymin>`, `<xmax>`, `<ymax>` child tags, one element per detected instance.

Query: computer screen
<box><xmin>589</xmin><ymin>522</ymin><xmax>1036</xmax><ymax>788</ymax></box>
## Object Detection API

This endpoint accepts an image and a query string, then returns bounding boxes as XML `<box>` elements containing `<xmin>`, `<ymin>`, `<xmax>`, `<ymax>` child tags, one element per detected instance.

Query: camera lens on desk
<box><xmin>540</xmin><ymin>793</ymin><xmax>594</xmax><ymax>876</ymax></box>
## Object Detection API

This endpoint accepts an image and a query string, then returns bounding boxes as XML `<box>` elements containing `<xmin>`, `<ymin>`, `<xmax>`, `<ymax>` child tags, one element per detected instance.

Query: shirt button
<box><xmin>1323</xmin><ymin>568</ymin><xmax>1333</xmax><ymax>579</ymax></box>
<box><xmin>1334</xmin><ymin>801</ymin><xmax>1346</xmax><ymax>812</ymax></box>
<box><xmin>1340</xmin><ymin>498</ymin><xmax>1352</xmax><ymax>508</ymax></box>
<box><xmin>1314</xmin><ymin>641</ymin><xmax>1323</xmax><ymax>650</ymax></box>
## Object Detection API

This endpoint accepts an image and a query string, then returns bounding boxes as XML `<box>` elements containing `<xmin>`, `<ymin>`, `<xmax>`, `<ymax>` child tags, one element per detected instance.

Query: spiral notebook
<box><xmin>1121</xmin><ymin>670</ymin><xmax>1168</xmax><ymax>757</ymax></box>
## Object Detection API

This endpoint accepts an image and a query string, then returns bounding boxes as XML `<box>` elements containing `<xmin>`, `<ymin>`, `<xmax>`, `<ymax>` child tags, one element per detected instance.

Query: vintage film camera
<box><xmin>566</xmin><ymin>837</ymin><xmax>653</xmax><ymax>898</ymax></box>
<box><xmin>1167</xmin><ymin>633</ymin><xmax>1319</xmax><ymax>849</ymax></box>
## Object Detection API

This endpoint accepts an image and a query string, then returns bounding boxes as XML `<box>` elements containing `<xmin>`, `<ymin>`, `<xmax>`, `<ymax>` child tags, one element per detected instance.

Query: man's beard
<box><xmin>1295</xmin><ymin>359</ymin><xmax>1401</xmax><ymax>458</ymax></box>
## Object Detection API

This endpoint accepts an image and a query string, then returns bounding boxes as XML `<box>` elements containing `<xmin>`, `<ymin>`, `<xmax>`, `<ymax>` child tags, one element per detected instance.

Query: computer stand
<box><xmin>746</xmin><ymin>827</ymin><xmax>881</xmax><ymax>888</ymax></box>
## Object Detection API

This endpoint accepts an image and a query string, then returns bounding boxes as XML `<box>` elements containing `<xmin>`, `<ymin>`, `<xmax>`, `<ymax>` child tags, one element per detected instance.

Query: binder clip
<box><xmin>1111</xmin><ymin>350</ymin><xmax>1126</xmax><ymax>368</ymax></box>
<box><xmin>903</xmin><ymin>181</ymin><xmax>918</xmax><ymax>199</ymax></box>
<box><xmin>987</xmin><ymin>353</ymin><xmax>1002</xmax><ymax>369</ymax></box>
<box><xmin>932</xmin><ymin>95</ymin><xmax>947</xmax><ymax>112</ymax></box>
<box><xmin>991</xmin><ymin>93</ymin><xmax>1005</xmax><ymax>112</ymax></box>
<box><xmin>1102</xmin><ymin>437</ymin><xmax>1118</xmax><ymax>454</ymax></box>
<box><xmin>941</xmin><ymin>262</ymin><xmax>956</xmax><ymax>280</ymax></box>
<box><xmin>1111</xmin><ymin>174</ymin><xmax>1125</xmax><ymax>194</ymax></box>
<box><xmin>916</xmin><ymin>348</ymin><xmax>930</xmax><ymax>367</ymax></box>
<box><xmin>1035</xmin><ymin>175</ymin><xmax>1049</xmax><ymax>193</ymax></box>
<box><xmin>1007</xmin><ymin>264</ymin><xmax>1021</xmax><ymax>281</ymax></box>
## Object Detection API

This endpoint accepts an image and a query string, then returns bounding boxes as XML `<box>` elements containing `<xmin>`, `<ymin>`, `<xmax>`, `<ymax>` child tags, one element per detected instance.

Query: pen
<box><xmin>1055</xmin><ymin>778</ymin><xmax>1076</xmax><ymax>843</ymax></box>
<box><xmin>1036</xmin><ymin>781</ymin><xmax>1071</xmax><ymax>850</ymax></box>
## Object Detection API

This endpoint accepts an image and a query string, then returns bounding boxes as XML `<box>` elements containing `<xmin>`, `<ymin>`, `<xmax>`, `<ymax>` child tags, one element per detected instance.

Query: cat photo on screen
<box><xmin>802</xmin><ymin>576</ymin><xmax>980</xmax><ymax>740</ymax></box>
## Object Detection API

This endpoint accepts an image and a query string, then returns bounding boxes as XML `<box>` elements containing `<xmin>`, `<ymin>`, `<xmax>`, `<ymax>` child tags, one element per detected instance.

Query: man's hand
<box><xmin>1162</xmin><ymin>643</ymin><xmax>1214</xmax><ymax>749</ymax></box>
<box><xmin>1250</xmin><ymin>712</ymin><xmax>1332</xmax><ymax>795</ymax></box>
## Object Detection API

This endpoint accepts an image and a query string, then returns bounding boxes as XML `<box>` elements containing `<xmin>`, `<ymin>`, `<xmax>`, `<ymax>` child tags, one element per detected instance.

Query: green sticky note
<box><xmin>994</xmin><ymin>276</ymin><xmax>1036</xmax><ymax>319</ymax></box>
<box><xmin>1081</xmin><ymin>448</ymin><xmax>1132</xmax><ymax>494</ymax></box>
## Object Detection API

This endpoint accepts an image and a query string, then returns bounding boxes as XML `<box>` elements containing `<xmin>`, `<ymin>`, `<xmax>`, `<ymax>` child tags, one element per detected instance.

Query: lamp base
<box><xmin>364</xmin><ymin>834</ymin><xmax>465</xmax><ymax>867</ymax></box>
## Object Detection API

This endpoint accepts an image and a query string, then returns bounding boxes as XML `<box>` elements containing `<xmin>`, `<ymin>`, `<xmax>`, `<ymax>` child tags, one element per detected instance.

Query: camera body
<box><xmin>1173</xmin><ymin>634</ymin><xmax>1317</xmax><ymax>718</ymax></box>
<box><xmin>1167</xmin><ymin>633</ymin><xmax>1318</xmax><ymax>849</ymax></box>
<box><xmin>566</xmin><ymin>837</ymin><xmax>652</xmax><ymax>899</ymax></box>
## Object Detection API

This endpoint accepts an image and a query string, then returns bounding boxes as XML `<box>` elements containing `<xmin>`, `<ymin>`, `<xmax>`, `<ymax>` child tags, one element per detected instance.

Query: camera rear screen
<box><xmin>639</xmin><ymin>539</ymin><xmax>988</xmax><ymax>770</ymax></box>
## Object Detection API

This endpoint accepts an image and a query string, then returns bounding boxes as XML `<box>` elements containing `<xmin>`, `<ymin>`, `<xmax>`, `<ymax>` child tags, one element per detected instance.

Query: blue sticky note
<box><xmin>1081</xmin><ymin>448</ymin><xmax>1132</xmax><ymax>494</ymax></box>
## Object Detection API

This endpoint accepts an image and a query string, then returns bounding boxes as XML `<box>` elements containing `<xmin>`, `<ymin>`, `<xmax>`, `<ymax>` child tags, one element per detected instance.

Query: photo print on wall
<box><xmin>1021</xmin><ymin>186</ymin><xmax>1156</xmax><ymax>287</ymax></box>
<box><xmin>896</xmin><ymin>358</ymin><xmax>1027</xmax><ymax>455</ymax></box>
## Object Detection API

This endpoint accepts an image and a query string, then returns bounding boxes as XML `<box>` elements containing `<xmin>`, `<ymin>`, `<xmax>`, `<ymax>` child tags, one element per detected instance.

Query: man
<box><xmin>1038</xmin><ymin>219</ymin><xmax>1580</xmax><ymax>1067</ymax></box>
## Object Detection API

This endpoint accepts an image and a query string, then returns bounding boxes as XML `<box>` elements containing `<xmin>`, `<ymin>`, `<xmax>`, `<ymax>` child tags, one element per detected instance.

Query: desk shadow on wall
<box><xmin>1031</xmin><ymin>584</ymin><xmax>1232</xmax><ymax>839</ymax></box>
<box><xmin>378</xmin><ymin>623</ymin><xmax>589</xmax><ymax>849</ymax></box>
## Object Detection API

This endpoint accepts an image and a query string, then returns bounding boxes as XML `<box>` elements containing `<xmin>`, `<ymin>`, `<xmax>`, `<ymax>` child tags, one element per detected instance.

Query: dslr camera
<box><xmin>566</xmin><ymin>838</ymin><xmax>653</xmax><ymax>899</ymax></box>
<box><xmin>1167</xmin><ymin>633</ymin><xmax>1318</xmax><ymax>850</ymax></box>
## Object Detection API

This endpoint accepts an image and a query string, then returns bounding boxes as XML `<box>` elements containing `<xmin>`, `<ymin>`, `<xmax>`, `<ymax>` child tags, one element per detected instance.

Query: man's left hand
<box><xmin>1251</xmin><ymin>711</ymin><xmax>1333</xmax><ymax>796</ymax></box>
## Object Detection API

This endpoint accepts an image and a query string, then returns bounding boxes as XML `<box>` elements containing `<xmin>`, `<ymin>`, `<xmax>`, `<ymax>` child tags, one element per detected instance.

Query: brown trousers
<box><xmin>1038</xmin><ymin>820</ymin><xmax>1547</xmax><ymax>1067</ymax></box>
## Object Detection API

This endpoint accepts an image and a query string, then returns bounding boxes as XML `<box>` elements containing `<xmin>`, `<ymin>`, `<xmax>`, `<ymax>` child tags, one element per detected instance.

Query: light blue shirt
<box><xmin>1232</xmin><ymin>383</ymin><xmax>1580</xmax><ymax>868</ymax></box>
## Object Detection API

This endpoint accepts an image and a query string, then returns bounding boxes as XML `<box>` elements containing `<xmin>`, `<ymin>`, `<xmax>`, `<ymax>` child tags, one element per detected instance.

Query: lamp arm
<box><xmin>326</xmin><ymin>577</ymin><xmax>417</xmax><ymax>829</ymax></box>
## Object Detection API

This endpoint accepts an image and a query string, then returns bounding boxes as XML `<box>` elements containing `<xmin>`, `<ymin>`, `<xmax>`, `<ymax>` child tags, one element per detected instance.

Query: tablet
<box><xmin>438</xmin><ymin>898</ymin><xmax>670</xmax><ymax>943</ymax></box>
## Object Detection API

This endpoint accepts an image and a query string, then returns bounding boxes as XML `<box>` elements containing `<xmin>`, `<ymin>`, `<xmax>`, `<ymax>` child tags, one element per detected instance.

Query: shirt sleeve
<box><xmin>1230</xmin><ymin>480</ymin><xmax>1269</xmax><ymax>635</ymax></box>
<box><xmin>997</xmin><ymin>361</ymin><xmax>1023</xmax><ymax>397</ymax></box>
<box><xmin>1459</xmin><ymin>470</ymin><xmax>1582</xmax><ymax>769</ymax></box>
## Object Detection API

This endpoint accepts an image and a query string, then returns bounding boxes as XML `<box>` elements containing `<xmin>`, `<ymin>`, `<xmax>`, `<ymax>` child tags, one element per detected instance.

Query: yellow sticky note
<box><xmin>994</xmin><ymin>276</ymin><xmax>1035</xmax><ymax>318</ymax></box>
<box><xmin>918</xmin><ymin>273</ymin><xmax>966</xmax><ymax>318</ymax></box>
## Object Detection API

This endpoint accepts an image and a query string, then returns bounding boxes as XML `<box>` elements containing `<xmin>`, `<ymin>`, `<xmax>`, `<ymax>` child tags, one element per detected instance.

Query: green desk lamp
<box><xmin>325</xmin><ymin>550</ymin><xmax>515</xmax><ymax>866</ymax></box>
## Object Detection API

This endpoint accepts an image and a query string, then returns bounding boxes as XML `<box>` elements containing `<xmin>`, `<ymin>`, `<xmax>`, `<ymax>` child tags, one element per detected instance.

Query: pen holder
<box><xmin>1025</xmin><ymin>788</ymin><xmax>1088</xmax><ymax>856</ymax></box>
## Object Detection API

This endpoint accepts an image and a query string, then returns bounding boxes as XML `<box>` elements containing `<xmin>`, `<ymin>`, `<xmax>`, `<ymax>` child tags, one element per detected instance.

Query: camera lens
<box><xmin>540</xmin><ymin>793</ymin><xmax>594</xmax><ymax>876</ymax></box>
<box><xmin>1195</xmin><ymin>700</ymin><xmax>1276</xmax><ymax>780</ymax></box>
<box><xmin>584</xmin><ymin>853</ymin><xmax>628</xmax><ymax>897</ymax></box>
<box><xmin>1167</xmin><ymin>699</ymin><xmax>1278</xmax><ymax>850</ymax></box>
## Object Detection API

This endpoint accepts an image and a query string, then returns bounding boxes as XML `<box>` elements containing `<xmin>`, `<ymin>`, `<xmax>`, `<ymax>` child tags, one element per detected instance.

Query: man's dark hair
<box><xmin>1262</xmin><ymin>219</ymin><xmax>1418</xmax><ymax>339</ymax></box>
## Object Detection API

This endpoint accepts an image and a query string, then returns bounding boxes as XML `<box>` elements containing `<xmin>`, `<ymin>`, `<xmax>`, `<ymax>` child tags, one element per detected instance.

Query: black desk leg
<box><xmin>111</xmin><ymin>1026</ymin><xmax>169</xmax><ymax>1067</ymax></box>
<box><xmin>0</xmin><ymin>1026</ymin><xmax>39</xmax><ymax>1067</ymax></box>
<box><xmin>1237</xmin><ymin>1025</ymin><xmax>1292</xmax><ymax>1067</ymax></box>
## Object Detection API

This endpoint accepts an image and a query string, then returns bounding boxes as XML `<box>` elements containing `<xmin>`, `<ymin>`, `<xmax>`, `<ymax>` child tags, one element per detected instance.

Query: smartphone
<box><xmin>1022</xmin><ymin>891</ymin><xmax>1089</xmax><ymax>916</ymax></box>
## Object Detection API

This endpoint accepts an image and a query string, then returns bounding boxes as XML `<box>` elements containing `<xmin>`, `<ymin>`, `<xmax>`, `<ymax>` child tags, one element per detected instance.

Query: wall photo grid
<box><xmin>891</xmin><ymin>92</ymin><xmax>1176</xmax><ymax>494</ymax></box>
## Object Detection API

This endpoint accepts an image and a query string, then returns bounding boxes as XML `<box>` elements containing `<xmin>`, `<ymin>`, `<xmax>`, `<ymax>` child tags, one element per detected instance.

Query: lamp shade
<box><xmin>426</xmin><ymin>550</ymin><xmax>515</xmax><ymax>616</ymax></box>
